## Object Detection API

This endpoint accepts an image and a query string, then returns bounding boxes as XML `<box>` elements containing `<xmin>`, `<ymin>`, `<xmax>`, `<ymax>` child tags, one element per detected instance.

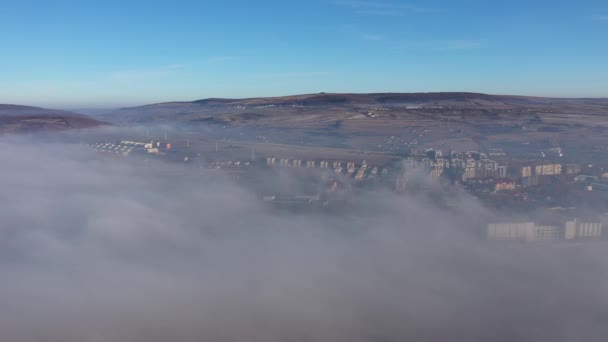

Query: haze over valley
<box><xmin>2</xmin><ymin>0</ymin><xmax>608</xmax><ymax>341</ymax></box>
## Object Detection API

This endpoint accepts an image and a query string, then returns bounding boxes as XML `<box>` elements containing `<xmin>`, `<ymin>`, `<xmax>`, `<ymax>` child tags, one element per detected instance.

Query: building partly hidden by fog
<box><xmin>564</xmin><ymin>219</ymin><xmax>603</xmax><ymax>240</ymax></box>
<box><xmin>488</xmin><ymin>215</ymin><xmax>608</xmax><ymax>242</ymax></box>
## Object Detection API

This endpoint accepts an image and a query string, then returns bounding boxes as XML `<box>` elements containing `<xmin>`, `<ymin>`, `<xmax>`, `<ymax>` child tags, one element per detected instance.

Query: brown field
<box><xmin>83</xmin><ymin>93</ymin><xmax>608</xmax><ymax>164</ymax></box>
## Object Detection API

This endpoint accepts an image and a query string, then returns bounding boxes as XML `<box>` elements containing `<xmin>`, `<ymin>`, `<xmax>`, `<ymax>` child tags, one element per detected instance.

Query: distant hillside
<box><xmin>61</xmin><ymin>92</ymin><xmax>608</xmax><ymax>157</ymax></box>
<box><xmin>126</xmin><ymin>92</ymin><xmax>531</xmax><ymax>110</ymax></box>
<box><xmin>97</xmin><ymin>92</ymin><xmax>608</xmax><ymax>126</ymax></box>
<box><xmin>175</xmin><ymin>92</ymin><xmax>608</xmax><ymax>107</ymax></box>
<box><xmin>192</xmin><ymin>92</ymin><xmax>525</xmax><ymax>106</ymax></box>
<box><xmin>0</xmin><ymin>104</ymin><xmax>108</xmax><ymax>133</ymax></box>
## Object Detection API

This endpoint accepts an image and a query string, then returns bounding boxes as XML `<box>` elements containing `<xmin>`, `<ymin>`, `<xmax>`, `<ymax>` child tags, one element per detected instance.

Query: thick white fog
<box><xmin>1</xmin><ymin>139</ymin><xmax>608</xmax><ymax>342</ymax></box>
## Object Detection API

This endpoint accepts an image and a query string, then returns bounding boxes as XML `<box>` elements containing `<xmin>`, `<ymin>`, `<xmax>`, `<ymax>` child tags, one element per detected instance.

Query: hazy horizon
<box><xmin>4</xmin><ymin>90</ymin><xmax>608</xmax><ymax>111</ymax></box>
<box><xmin>1</xmin><ymin>0</ymin><xmax>607</xmax><ymax>107</ymax></box>
<box><xmin>3</xmin><ymin>2</ymin><xmax>608</xmax><ymax>341</ymax></box>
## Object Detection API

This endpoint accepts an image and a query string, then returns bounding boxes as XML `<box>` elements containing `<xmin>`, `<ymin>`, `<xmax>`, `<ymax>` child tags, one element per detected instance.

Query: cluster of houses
<box><xmin>208</xmin><ymin>160</ymin><xmax>252</xmax><ymax>168</ymax></box>
<box><xmin>89</xmin><ymin>141</ymin><xmax>172</xmax><ymax>157</ymax></box>
<box><xmin>401</xmin><ymin>149</ymin><xmax>587</xmax><ymax>192</ymax></box>
<box><xmin>402</xmin><ymin>150</ymin><xmax>507</xmax><ymax>180</ymax></box>
<box><xmin>89</xmin><ymin>141</ymin><xmax>146</xmax><ymax>156</ymax></box>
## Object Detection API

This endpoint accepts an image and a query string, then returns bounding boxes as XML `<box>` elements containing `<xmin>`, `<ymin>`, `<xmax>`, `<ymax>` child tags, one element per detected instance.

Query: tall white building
<box><xmin>565</xmin><ymin>219</ymin><xmax>602</xmax><ymax>240</ymax></box>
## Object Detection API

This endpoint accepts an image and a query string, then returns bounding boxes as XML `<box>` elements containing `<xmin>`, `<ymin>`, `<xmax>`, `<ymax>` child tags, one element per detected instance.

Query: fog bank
<box><xmin>1</xmin><ymin>140</ymin><xmax>607</xmax><ymax>342</ymax></box>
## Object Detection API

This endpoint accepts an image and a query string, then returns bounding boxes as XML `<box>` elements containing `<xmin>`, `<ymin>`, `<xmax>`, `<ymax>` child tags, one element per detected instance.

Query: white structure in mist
<box><xmin>487</xmin><ymin>222</ymin><xmax>535</xmax><ymax>241</ymax></box>
<box><xmin>489</xmin><ymin>219</ymin><xmax>604</xmax><ymax>242</ymax></box>
<box><xmin>533</xmin><ymin>225</ymin><xmax>561</xmax><ymax>241</ymax></box>
<box><xmin>564</xmin><ymin>219</ymin><xmax>602</xmax><ymax>240</ymax></box>
<box><xmin>266</xmin><ymin>157</ymin><xmax>276</xmax><ymax>166</ymax></box>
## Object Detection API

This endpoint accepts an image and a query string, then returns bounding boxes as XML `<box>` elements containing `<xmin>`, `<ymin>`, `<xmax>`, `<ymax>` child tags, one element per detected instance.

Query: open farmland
<box><xmin>88</xmin><ymin>93</ymin><xmax>608</xmax><ymax>164</ymax></box>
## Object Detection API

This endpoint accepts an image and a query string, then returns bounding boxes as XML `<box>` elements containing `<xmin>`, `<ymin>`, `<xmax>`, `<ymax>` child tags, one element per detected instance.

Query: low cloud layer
<box><xmin>1</xmin><ymin>139</ymin><xmax>608</xmax><ymax>342</ymax></box>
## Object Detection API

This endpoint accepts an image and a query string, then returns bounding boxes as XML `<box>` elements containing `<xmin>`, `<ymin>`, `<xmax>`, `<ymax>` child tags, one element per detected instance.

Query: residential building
<box><xmin>565</xmin><ymin>219</ymin><xmax>602</xmax><ymax>240</ymax></box>
<box><xmin>487</xmin><ymin>222</ymin><xmax>535</xmax><ymax>241</ymax></box>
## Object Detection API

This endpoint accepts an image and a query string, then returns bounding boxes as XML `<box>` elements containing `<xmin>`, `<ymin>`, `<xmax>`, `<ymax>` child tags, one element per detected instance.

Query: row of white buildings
<box><xmin>266</xmin><ymin>158</ymin><xmax>388</xmax><ymax>181</ymax></box>
<box><xmin>487</xmin><ymin>216</ymin><xmax>608</xmax><ymax>242</ymax></box>
<box><xmin>401</xmin><ymin>151</ymin><xmax>507</xmax><ymax>181</ymax></box>
<box><xmin>409</xmin><ymin>149</ymin><xmax>584</xmax><ymax>186</ymax></box>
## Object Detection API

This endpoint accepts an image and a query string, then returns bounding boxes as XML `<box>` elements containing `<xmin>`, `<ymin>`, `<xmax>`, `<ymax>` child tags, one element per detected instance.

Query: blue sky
<box><xmin>1</xmin><ymin>0</ymin><xmax>607</xmax><ymax>107</ymax></box>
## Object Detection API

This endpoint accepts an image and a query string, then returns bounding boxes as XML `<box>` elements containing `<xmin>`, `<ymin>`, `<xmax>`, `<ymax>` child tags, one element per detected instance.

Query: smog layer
<box><xmin>1</xmin><ymin>138</ymin><xmax>608</xmax><ymax>342</ymax></box>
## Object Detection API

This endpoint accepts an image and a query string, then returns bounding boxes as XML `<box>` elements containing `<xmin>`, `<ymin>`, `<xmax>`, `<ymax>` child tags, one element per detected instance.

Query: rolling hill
<box><xmin>0</xmin><ymin>105</ymin><xmax>109</xmax><ymax>134</ymax></box>
<box><xmin>85</xmin><ymin>92</ymin><xmax>608</xmax><ymax>161</ymax></box>
<box><xmin>94</xmin><ymin>92</ymin><xmax>608</xmax><ymax>126</ymax></box>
